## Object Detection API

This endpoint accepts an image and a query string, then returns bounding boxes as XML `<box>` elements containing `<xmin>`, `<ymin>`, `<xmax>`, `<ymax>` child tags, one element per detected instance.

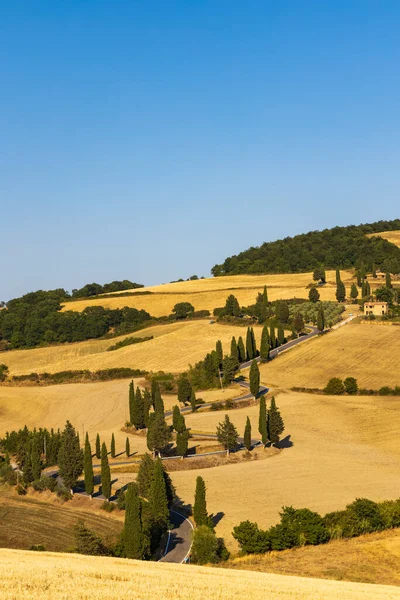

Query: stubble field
<box><xmin>1</xmin><ymin>548</ymin><xmax>400</xmax><ymax>600</ymax></box>
<box><xmin>367</xmin><ymin>230</ymin><xmax>400</xmax><ymax>248</ymax></box>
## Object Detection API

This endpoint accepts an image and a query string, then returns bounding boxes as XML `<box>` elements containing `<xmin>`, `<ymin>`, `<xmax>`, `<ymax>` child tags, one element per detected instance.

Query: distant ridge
<box><xmin>211</xmin><ymin>219</ymin><xmax>400</xmax><ymax>276</ymax></box>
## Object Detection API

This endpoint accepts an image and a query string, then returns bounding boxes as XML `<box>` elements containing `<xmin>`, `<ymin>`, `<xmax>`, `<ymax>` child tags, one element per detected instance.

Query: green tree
<box><xmin>309</xmin><ymin>287</ymin><xmax>320</xmax><ymax>303</ymax></box>
<box><xmin>190</xmin><ymin>388</ymin><xmax>197</xmax><ymax>413</ymax></box>
<box><xmin>110</xmin><ymin>433</ymin><xmax>116</xmax><ymax>459</ymax></box>
<box><xmin>267</xmin><ymin>397</ymin><xmax>285</xmax><ymax>445</ymax></box>
<box><xmin>128</xmin><ymin>380</ymin><xmax>135</xmax><ymax>425</ymax></box>
<box><xmin>95</xmin><ymin>433</ymin><xmax>101</xmax><ymax>459</ymax></box>
<box><xmin>132</xmin><ymin>387</ymin><xmax>145</xmax><ymax>429</ymax></box>
<box><xmin>193</xmin><ymin>476</ymin><xmax>213</xmax><ymax>528</ymax></box>
<box><xmin>372</xmin><ymin>263</ymin><xmax>377</xmax><ymax>278</ymax></box>
<box><xmin>277</xmin><ymin>301</ymin><xmax>289</xmax><ymax>324</ymax></box>
<box><xmin>386</xmin><ymin>272</ymin><xmax>392</xmax><ymax>289</ymax></box>
<box><xmin>58</xmin><ymin>421</ymin><xmax>83</xmax><ymax>492</ymax></box>
<box><xmin>258</xmin><ymin>395</ymin><xmax>268</xmax><ymax>444</ymax></box>
<box><xmin>124</xmin><ymin>483</ymin><xmax>145</xmax><ymax>559</ymax></box>
<box><xmin>222</xmin><ymin>355</ymin><xmax>238</xmax><ymax>385</ymax></box>
<box><xmin>277</xmin><ymin>323</ymin><xmax>285</xmax><ymax>346</ymax></box>
<box><xmin>152</xmin><ymin>381</ymin><xmax>164</xmax><ymax>418</ymax></box>
<box><xmin>125</xmin><ymin>436</ymin><xmax>130</xmax><ymax>458</ymax></box>
<box><xmin>216</xmin><ymin>415</ymin><xmax>239</xmax><ymax>452</ymax></box>
<box><xmin>249</xmin><ymin>359</ymin><xmax>260</xmax><ymax>397</ymax></box>
<box><xmin>293</xmin><ymin>312</ymin><xmax>304</xmax><ymax>334</ymax></box>
<box><xmin>237</xmin><ymin>336</ymin><xmax>246</xmax><ymax>363</ymax></box>
<box><xmin>317</xmin><ymin>304</ymin><xmax>325</xmax><ymax>331</ymax></box>
<box><xmin>246</xmin><ymin>327</ymin><xmax>254</xmax><ymax>360</ymax></box>
<box><xmin>177</xmin><ymin>376</ymin><xmax>192</xmax><ymax>405</ymax></box>
<box><xmin>147</xmin><ymin>413</ymin><xmax>171</xmax><ymax>456</ymax></box>
<box><xmin>260</xmin><ymin>325</ymin><xmax>270</xmax><ymax>361</ymax></box>
<box><xmin>191</xmin><ymin>526</ymin><xmax>220</xmax><ymax>564</ymax></box>
<box><xmin>137</xmin><ymin>454</ymin><xmax>154</xmax><ymax>499</ymax></box>
<box><xmin>31</xmin><ymin>437</ymin><xmax>42</xmax><ymax>482</ymax></box>
<box><xmin>225</xmin><ymin>294</ymin><xmax>240</xmax><ymax>317</ymax></box>
<box><xmin>172</xmin><ymin>405</ymin><xmax>182</xmax><ymax>432</ymax></box>
<box><xmin>84</xmin><ymin>432</ymin><xmax>94</xmax><ymax>496</ymax></box>
<box><xmin>150</xmin><ymin>458</ymin><xmax>169</xmax><ymax>527</ymax></box>
<box><xmin>143</xmin><ymin>389</ymin><xmax>151</xmax><ymax>426</ymax></box>
<box><xmin>176</xmin><ymin>429</ymin><xmax>190</xmax><ymax>456</ymax></box>
<box><xmin>74</xmin><ymin>520</ymin><xmax>108</xmax><ymax>556</ymax></box>
<box><xmin>350</xmin><ymin>283</ymin><xmax>359</xmax><ymax>301</ymax></box>
<box><xmin>344</xmin><ymin>377</ymin><xmax>358</xmax><ymax>395</ymax></box>
<box><xmin>100</xmin><ymin>442</ymin><xmax>111</xmax><ymax>500</ymax></box>
<box><xmin>270</xmin><ymin>325</ymin><xmax>276</xmax><ymax>349</ymax></box>
<box><xmin>216</xmin><ymin>340</ymin><xmax>223</xmax><ymax>369</ymax></box>
<box><xmin>336</xmin><ymin>280</ymin><xmax>346</xmax><ymax>302</ymax></box>
<box><xmin>172</xmin><ymin>302</ymin><xmax>195</xmax><ymax>319</ymax></box>
<box><xmin>335</xmin><ymin>268</ymin><xmax>341</xmax><ymax>285</ymax></box>
<box><xmin>244</xmin><ymin>417</ymin><xmax>252</xmax><ymax>451</ymax></box>
<box><xmin>230</xmin><ymin>336</ymin><xmax>239</xmax><ymax>362</ymax></box>
<box><xmin>324</xmin><ymin>377</ymin><xmax>345</xmax><ymax>395</ymax></box>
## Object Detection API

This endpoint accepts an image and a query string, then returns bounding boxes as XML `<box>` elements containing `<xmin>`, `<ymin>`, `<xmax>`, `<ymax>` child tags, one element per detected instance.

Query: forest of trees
<box><xmin>71</xmin><ymin>280</ymin><xmax>143</xmax><ymax>298</ymax></box>
<box><xmin>211</xmin><ymin>220</ymin><xmax>400</xmax><ymax>276</ymax></box>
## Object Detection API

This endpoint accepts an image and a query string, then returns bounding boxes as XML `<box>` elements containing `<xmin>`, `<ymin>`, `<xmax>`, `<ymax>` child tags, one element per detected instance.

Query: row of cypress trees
<box><xmin>258</xmin><ymin>396</ymin><xmax>285</xmax><ymax>445</ymax></box>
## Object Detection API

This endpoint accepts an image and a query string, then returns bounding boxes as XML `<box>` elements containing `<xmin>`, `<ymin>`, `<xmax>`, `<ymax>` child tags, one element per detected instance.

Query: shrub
<box><xmin>324</xmin><ymin>377</ymin><xmax>345</xmax><ymax>395</ymax></box>
<box><xmin>31</xmin><ymin>476</ymin><xmax>57</xmax><ymax>493</ymax></box>
<box><xmin>101</xmin><ymin>501</ymin><xmax>116</xmax><ymax>513</ymax></box>
<box><xmin>269</xmin><ymin>507</ymin><xmax>329</xmax><ymax>550</ymax></box>
<box><xmin>379</xmin><ymin>386</ymin><xmax>394</xmax><ymax>396</ymax></box>
<box><xmin>378</xmin><ymin>499</ymin><xmax>400</xmax><ymax>529</ymax></box>
<box><xmin>344</xmin><ymin>377</ymin><xmax>358</xmax><ymax>395</ymax></box>
<box><xmin>29</xmin><ymin>544</ymin><xmax>46</xmax><ymax>551</ymax></box>
<box><xmin>74</xmin><ymin>520</ymin><xmax>109</xmax><ymax>556</ymax></box>
<box><xmin>16</xmin><ymin>483</ymin><xmax>27</xmax><ymax>495</ymax></box>
<box><xmin>191</xmin><ymin>526</ymin><xmax>224</xmax><ymax>564</ymax></box>
<box><xmin>232</xmin><ymin>521</ymin><xmax>271</xmax><ymax>554</ymax></box>
<box><xmin>56</xmin><ymin>487</ymin><xmax>72</xmax><ymax>501</ymax></box>
<box><xmin>224</xmin><ymin>399</ymin><xmax>235</xmax><ymax>410</ymax></box>
<box><xmin>341</xmin><ymin>498</ymin><xmax>385</xmax><ymax>537</ymax></box>
<box><xmin>210</xmin><ymin>402</ymin><xmax>223</xmax><ymax>411</ymax></box>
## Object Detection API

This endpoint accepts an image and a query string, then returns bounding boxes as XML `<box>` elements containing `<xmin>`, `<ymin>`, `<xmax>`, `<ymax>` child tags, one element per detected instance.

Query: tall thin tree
<box><xmin>84</xmin><ymin>432</ymin><xmax>94</xmax><ymax>496</ymax></box>
<box><xmin>100</xmin><ymin>442</ymin><xmax>111</xmax><ymax>501</ymax></box>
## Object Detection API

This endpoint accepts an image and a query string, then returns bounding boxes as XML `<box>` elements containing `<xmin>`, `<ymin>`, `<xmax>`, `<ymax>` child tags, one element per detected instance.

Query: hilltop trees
<box><xmin>84</xmin><ymin>433</ymin><xmax>94</xmax><ymax>496</ymax></box>
<box><xmin>100</xmin><ymin>442</ymin><xmax>111</xmax><ymax>500</ymax></box>
<box><xmin>58</xmin><ymin>421</ymin><xmax>83</xmax><ymax>492</ymax></box>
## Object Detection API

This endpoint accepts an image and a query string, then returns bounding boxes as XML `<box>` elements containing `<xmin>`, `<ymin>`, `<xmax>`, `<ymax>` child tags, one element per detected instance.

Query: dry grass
<box><xmin>259</xmin><ymin>321</ymin><xmax>400</xmax><ymax>389</ymax></box>
<box><xmin>367</xmin><ymin>230</ymin><xmax>400</xmax><ymax>248</ymax></box>
<box><xmin>1</xmin><ymin>548</ymin><xmax>400</xmax><ymax>600</ymax></box>
<box><xmin>2</xmin><ymin>320</ymin><xmax>265</xmax><ymax>376</ymax></box>
<box><xmin>62</xmin><ymin>270</ymin><xmax>354</xmax><ymax>316</ymax></box>
<box><xmin>223</xmin><ymin>529</ymin><xmax>400</xmax><ymax>587</ymax></box>
<box><xmin>0</xmin><ymin>487</ymin><xmax>123</xmax><ymax>552</ymax></box>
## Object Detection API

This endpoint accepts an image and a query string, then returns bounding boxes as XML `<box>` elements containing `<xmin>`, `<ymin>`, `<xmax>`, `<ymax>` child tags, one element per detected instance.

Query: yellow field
<box><xmin>62</xmin><ymin>270</ymin><xmax>354</xmax><ymax>316</ymax></box>
<box><xmin>223</xmin><ymin>529</ymin><xmax>400</xmax><ymax>587</ymax></box>
<box><xmin>367</xmin><ymin>230</ymin><xmax>400</xmax><ymax>248</ymax></box>
<box><xmin>2</xmin><ymin>320</ymin><xmax>265</xmax><ymax>376</ymax></box>
<box><xmin>259</xmin><ymin>322</ymin><xmax>400</xmax><ymax>389</ymax></box>
<box><xmin>0</xmin><ymin>487</ymin><xmax>123</xmax><ymax>552</ymax></box>
<box><xmin>1</xmin><ymin>549</ymin><xmax>400</xmax><ymax>600</ymax></box>
<box><xmin>169</xmin><ymin>390</ymin><xmax>400</xmax><ymax>549</ymax></box>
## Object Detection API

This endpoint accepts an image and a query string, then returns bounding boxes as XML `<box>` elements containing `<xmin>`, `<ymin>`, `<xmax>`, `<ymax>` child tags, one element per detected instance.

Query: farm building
<box><xmin>363</xmin><ymin>302</ymin><xmax>388</xmax><ymax>316</ymax></box>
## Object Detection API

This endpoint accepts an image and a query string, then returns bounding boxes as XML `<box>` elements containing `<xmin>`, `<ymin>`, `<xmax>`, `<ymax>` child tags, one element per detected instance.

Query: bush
<box><xmin>324</xmin><ymin>378</ymin><xmax>345</xmax><ymax>395</ymax></box>
<box><xmin>224</xmin><ymin>399</ymin><xmax>235</xmax><ymax>410</ymax></box>
<box><xmin>344</xmin><ymin>377</ymin><xmax>358</xmax><ymax>395</ymax></box>
<box><xmin>269</xmin><ymin>507</ymin><xmax>329</xmax><ymax>550</ymax></box>
<box><xmin>29</xmin><ymin>544</ymin><xmax>46</xmax><ymax>551</ymax></box>
<box><xmin>101</xmin><ymin>501</ymin><xmax>116</xmax><ymax>513</ymax></box>
<box><xmin>191</xmin><ymin>525</ymin><xmax>223</xmax><ymax>564</ymax></box>
<box><xmin>232</xmin><ymin>521</ymin><xmax>271</xmax><ymax>554</ymax></box>
<box><xmin>74</xmin><ymin>520</ymin><xmax>109</xmax><ymax>556</ymax></box>
<box><xmin>56</xmin><ymin>487</ymin><xmax>72</xmax><ymax>501</ymax></box>
<box><xmin>379</xmin><ymin>386</ymin><xmax>394</xmax><ymax>396</ymax></box>
<box><xmin>31</xmin><ymin>476</ymin><xmax>57</xmax><ymax>493</ymax></box>
<box><xmin>378</xmin><ymin>499</ymin><xmax>400</xmax><ymax>529</ymax></box>
<box><xmin>210</xmin><ymin>402</ymin><xmax>223</xmax><ymax>411</ymax></box>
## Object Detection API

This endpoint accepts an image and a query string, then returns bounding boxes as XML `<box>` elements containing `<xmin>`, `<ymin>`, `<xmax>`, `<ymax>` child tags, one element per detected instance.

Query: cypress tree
<box><xmin>365</xmin><ymin>280</ymin><xmax>371</xmax><ymax>297</ymax></box>
<box><xmin>260</xmin><ymin>324</ymin><xmax>270</xmax><ymax>361</ymax></box>
<box><xmin>258</xmin><ymin>395</ymin><xmax>268</xmax><ymax>444</ymax></box>
<box><xmin>23</xmin><ymin>444</ymin><xmax>33</xmax><ymax>484</ymax></box>
<box><xmin>216</xmin><ymin>415</ymin><xmax>239</xmax><ymax>452</ymax></box>
<box><xmin>100</xmin><ymin>442</ymin><xmax>111</xmax><ymax>500</ymax></box>
<box><xmin>129</xmin><ymin>380</ymin><xmax>135</xmax><ymax>425</ymax></box>
<box><xmin>277</xmin><ymin>323</ymin><xmax>285</xmax><ymax>346</ymax></box>
<box><xmin>372</xmin><ymin>263</ymin><xmax>377</xmax><ymax>278</ymax></box>
<box><xmin>95</xmin><ymin>433</ymin><xmax>101</xmax><ymax>459</ymax></box>
<box><xmin>336</xmin><ymin>280</ymin><xmax>346</xmax><ymax>302</ymax></box>
<box><xmin>153</xmin><ymin>382</ymin><xmax>165</xmax><ymax>418</ymax></box>
<box><xmin>244</xmin><ymin>416</ymin><xmax>252</xmax><ymax>451</ymax></box>
<box><xmin>270</xmin><ymin>325</ymin><xmax>276</xmax><ymax>349</ymax></box>
<box><xmin>147</xmin><ymin>413</ymin><xmax>171</xmax><ymax>456</ymax></box>
<box><xmin>222</xmin><ymin>355</ymin><xmax>238</xmax><ymax>385</ymax></box>
<box><xmin>193</xmin><ymin>476</ymin><xmax>213</xmax><ymax>528</ymax></box>
<box><xmin>225</xmin><ymin>294</ymin><xmax>240</xmax><ymax>317</ymax></box>
<box><xmin>150</xmin><ymin>458</ymin><xmax>169</xmax><ymax>527</ymax></box>
<box><xmin>137</xmin><ymin>453</ymin><xmax>155</xmax><ymax>499</ymax></box>
<box><xmin>172</xmin><ymin>405</ymin><xmax>181</xmax><ymax>432</ymax></box>
<box><xmin>133</xmin><ymin>387</ymin><xmax>145</xmax><ymax>429</ymax></box>
<box><xmin>249</xmin><ymin>359</ymin><xmax>260</xmax><ymax>397</ymax></box>
<box><xmin>143</xmin><ymin>389</ymin><xmax>151</xmax><ymax>426</ymax></box>
<box><xmin>176</xmin><ymin>429</ymin><xmax>190</xmax><ymax>456</ymax></box>
<box><xmin>216</xmin><ymin>340</ymin><xmax>223</xmax><ymax>369</ymax></box>
<box><xmin>58</xmin><ymin>421</ymin><xmax>83</xmax><ymax>492</ymax></box>
<box><xmin>124</xmin><ymin>483</ymin><xmax>145</xmax><ymax>559</ymax></box>
<box><xmin>190</xmin><ymin>388</ymin><xmax>197</xmax><ymax>412</ymax></box>
<box><xmin>317</xmin><ymin>304</ymin><xmax>325</xmax><ymax>332</ymax></box>
<box><xmin>386</xmin><ymin>272</ymin><xmax>392</xmax><ymax>289</ymax></box>
<box><xmin>356</xmin><ymin>269</ymin><xmax>362</xmax><ymax>287</ymax></box>
<box><xmin>335</xmin><ymin>268</ymin><xmax>341</xmax><ymax>285</ymax></box>
<box><xmin>84</xmin><ymin>432</ymin><xmax>94</xmax><ymax>496</ymax></box>
<box><xmin>350</xmin><ymin>283</ymin><xmax>358</xmax><ymax>300</ymax></box>
<box><xmin>177</xmin><ymin>376</ymin><xmax>192</xmax><ymax>405</ymax></box>
<box><xmin>31</xmin><ymin>436</ymin><xmax>42</xmax><ymax>481</ymax></box>
<box><xmin>237</xmin><ymin>336</ymin><xmax>246</xmax><ymax>363</ymax></box>
<box><xmin>110</xmin><ymin>433</ymin><xmax>116</xmax><ymax>459</ymax></box>
<box><xmin>250</xmin><ymin>327</ymin><xmax>257</xmax><ymax>357</ymax></box>
<box><xmin>230</xmin><ymin>336</ymin><xmax>238</xmax><ymax>362</ymax></box>
<box><xmin>267</xmin><ymin>396</ymin><xmax>285</xmax><ymax>445</ymax></box>
<box><xmin>125</xmin><ymin>436</ymin><xmax>130</xmax><ymax>458</ymax></box>
<box><xmin>309</xmin><ymin>286</ymin><xmax>320</xmax><ymax>303</ymax></box>
<box><xmin>246</xmin><ymin>327</ymin><xmax>254</xmax><ymax>360</ymax></box>
<box><xmin>294</xmin><ymin>312</ymin><xmax>305</xmax><ymax>334</ymax></box>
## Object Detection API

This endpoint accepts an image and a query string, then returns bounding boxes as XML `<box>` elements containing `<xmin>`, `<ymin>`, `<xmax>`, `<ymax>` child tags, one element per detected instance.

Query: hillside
<box><xmin>211</xmin><ymin>219</ymin><xmax>400</xmax><ymax>276</ymax></box>
<box><xmin>368</xmin><ymin>230</ymin><xmax>400</xmax><ymax>248</ymax></box>
<box><xmin>1</xmin><ymin>548</ymin><xmax>400</xmax><ymax>600</ymax></box>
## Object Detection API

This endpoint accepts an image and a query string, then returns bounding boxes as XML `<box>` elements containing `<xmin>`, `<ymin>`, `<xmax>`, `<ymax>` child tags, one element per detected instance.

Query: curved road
<box><xmin>159</xmin><ymin>509</ymin><xmax>193</xmax><ymax>563</ymax></box>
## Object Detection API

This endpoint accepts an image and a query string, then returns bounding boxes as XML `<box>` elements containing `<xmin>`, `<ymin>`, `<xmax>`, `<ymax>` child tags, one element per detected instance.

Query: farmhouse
<box><xmin>364</xmin><ymin>301</ymin><xmax>388</xmax><ymax>316</ymax></box>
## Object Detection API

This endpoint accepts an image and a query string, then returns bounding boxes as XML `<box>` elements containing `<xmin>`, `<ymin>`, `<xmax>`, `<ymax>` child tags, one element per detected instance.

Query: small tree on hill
<box><xmin>258</xmin><ymin>395</ymin><xmax>268</xmax><ymax>444</ymax></box>
<box><xmin>216</xmin><ymin>340</ymin><xmax>223</xmax><ymax>369</ymax></box>
<box><xmin>260</xmin><ymin>325</ymin><xmax>270</xmax><ymax>361</ymax></box>
<box><xmin>110</xmin><ymin>433</ymin><xmax>116</xmax><ymax>459</ymax></box>
<box><xmin>277</xmin><ymin>323</ymin><xmax>285</xmax><ymax>346</ymax></box>
<box><xmin>137</xmin><ymin>454</ymin><xmax>154</xmax><ymax>499</ymax></box>
<box><xmin>176</xmin><ymin>429</ymin><xmax>190</xmax><ymax>456</ymax></box>
<box><xmin>336</xmin><ymin>280</ymin><xmax>346</xmax><ymax>302</ymax></box>
<box><xmin>244</xmin><ymin>417</ymin><xmax>252</xmax><ymax>451</ymax></box>
<box><xmin>350</xmin><ymin>283</ymin><xmax>358</xmax><ymax>301</ymax></box>
<box><xmin>74</xmin><ymin>520</ymin><xmax>108</xmax><ymax>556</ymax></box>
<box><xmin>309</xmin><ymin>287</ymin><xmax>320</xmax><ymax>303</ymax></box>
<box><xmin>31</xmin><ymin>437</ymin><xmax>42</xmax><ymax>482</ymax></box>
<box><xmin>237</xmin><ymin>336</ymin><xmax>246</xmax><ymax>363</ymax></box>
<box><xmin>100</xmin><ymin>442</ymin><xmax>111</xmax><ymax>500</ymax></box>
<box><xmin>147</xmin><ymin>413</ymin><xmax>171</xmax><ymax>456</ymax></box>
<box><xmin>324</xmin><ymin>377</ymin><xmax>345</xmax><ymax>395</ymax></box>
<box><xmin>128</xmin><ymin>380</ymin><xmax>135</xmax><ymax>425</ymax></box>
<box><xmin>267</xmin><ymin>397</ymin><xmax>285</xmax><ymax>446</ymax></box>
<box><xmin>191</xmin><ymin>526</ymin><xmax>220</xmax><ymax>564</ymax></box>
<box><xmin>230</xmin><ymin>336</ymin><xmax>239</xmax><ymax>363</ymax></box>
<box><xmin>193</xmin><ymin>476</ymin><xmax>213</xmax><ymax>528</ymax></box>
<box><xmin>190</xmin><ymin>388</ymin><xmax>197</xmax><ymax>413</ymax></box>
<box><xmin>344</xmin><ymin>377</ymin><xmax>358</xmax><ymax>395</ymax></box>
<box><xmin>125</xmin><ymin>437</ymin><xmax>130</xmax><ymax>458</ymax></box>
<box><xmin>150</xmin><ymin>458</ymin><xmax>169</xmax><ymax>528</ymax></box>
<box><xmin>386</xmin><ymin>272</ymin><xmax>392</xmax><ymax>289</ymax></box>
<box><xmin>84</xmin><ymin>432</ymin><xmax>94</xmax><ymax>496</ymax></box>
<box><xmin>225</xmin><ymin>294</ymin><xmax>240</xmax><ymax>317</ymax></box>
<box><xmin>95</xmin><ymin>433</ymin><xmax>101</xmax><ymax>459</ymax></box>
<box><xmin>270</xmin><ymin>325</ymin><xmax>276</xmax><ymax>349</ymax></box>
<box><xmin>216</xmin><ymin>415</ymin><xmax>238</xmax><ymax>453</ymax></box>
<box><xmin>249</xmin><ymin>359</ymin><xmax>260</xmax><ymax>398</ymax></box>
<box><xmin>222</xmin><ymin>355</ymin><xmax>238</xmax><ymax>385</ymax></box>
<box><xmin>133</xmin><ymin>387</ymin><xmax>145</xmax><ymax>429</ymax></box>
<box><xmin>172</xmin><ymin>302</ymin><xmax>195</xmax><ymax>319</ymax></box>
<box><xmin>246</xmin><ymin>327</ymin><xmax>254</xmax><ymax>360</ymax></box>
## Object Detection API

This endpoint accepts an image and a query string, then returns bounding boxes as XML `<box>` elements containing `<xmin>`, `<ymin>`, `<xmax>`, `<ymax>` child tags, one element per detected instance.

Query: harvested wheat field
<box><xmin>2</xmin><ymin>320</ymin><xmax>265</xmax><ymax>376</ymax></box>
<box><xmin>1</xmin><ymin>549</ymin><xmax>400</xmax><ymax>600</ymax></box>
<box><xmin>0</xmin><ymin>487</ymin><xmax>123</xmax><ymax>552</ymax></box>
<box><xmin>62</xmin><ymin>270</ymin><xmax>354</xmax><ymax>316</ymax></box>
<box><xmin>259</xmin><ymin>322</ymin><xmax>400</xmax><ymax>390</ymax></box>
<box><xmin>367</xmin><ymin>230</ymin><xmax>400</xmax><ymax>248</ymax></box>
<box><xmin>171</xmin><ymin>391</ymin><xmax>400</xmax><ymax>549</ymax></box>
<box><xmin>223</xmin><ymin>528</ymin><xmax>400</xmax><ymax>587</ymax></box>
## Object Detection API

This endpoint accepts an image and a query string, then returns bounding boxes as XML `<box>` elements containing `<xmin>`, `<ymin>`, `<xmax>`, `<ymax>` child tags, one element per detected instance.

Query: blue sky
<box><xmin>1</xmin><ymin>1</ymin><xmax>400</xmax><ymax>300</ymax></box>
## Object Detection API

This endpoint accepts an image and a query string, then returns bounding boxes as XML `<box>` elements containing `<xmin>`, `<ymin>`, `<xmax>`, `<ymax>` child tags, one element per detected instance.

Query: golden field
<box><xmin>1</xmin><ymin>549</ymin><xmax>400</xmax><ymax>600</ymax></box>
<box><xmin>61</xmin><ymin>270</ymin><xmax>355</xmax><ymax>316</ymax></box>
<box><xmin>2</xmin><ymin>320</ymin><xmax>265</xmax><ymax>376</ymax></box>
<box><xmin>223</xmin><ymin>529</ymin><xmax>400</xmax><ymax>587</ymax></box>
<box><xmin>0</xmin><ymin>487</ymin><xmax>123</xmax><ymax>552</ymax></box>
<box><xmin>259</xmin><ymin>321</ymin><xmax>400</xmax><ymax>389</ymax></box>
<box><xmin>367</xmin><ymin>230</ymin><xmax>400</xmax><ymax>248</ymax></box>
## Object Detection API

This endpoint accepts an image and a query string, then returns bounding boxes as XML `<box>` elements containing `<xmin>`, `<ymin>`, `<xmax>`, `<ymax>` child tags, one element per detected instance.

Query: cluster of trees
<box><xmin>257</xmin><ymin>396</ymin><xmax>285</xmax><ymax>445</ymax></box>
<box><xmin>233</xmin><ymin>496</ymin><xmax>400</xmax><ymax>555</ymax></box>
<box><xmin>71</xmin><ymin>280</ymin><xmax>143</xmax><ymax>298</ymax></box>
<box><xmin>0</xmin><ymin>289</ymin><xmax>152</xmax><ymax>349</ymax></box>
<box><xmin>211</xmin><ymin>219</ymin><xmax>400</xmax><ymax>276</ymax></box>
<box><xmin>324</xmin><ymin>377</ymin><xmax>400</xmax><ymax>396</ymax></box>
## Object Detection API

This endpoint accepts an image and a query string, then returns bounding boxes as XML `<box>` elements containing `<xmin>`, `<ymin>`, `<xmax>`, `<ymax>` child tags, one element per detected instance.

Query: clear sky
<box><xmin>2</xmin><ymin>1</ymin><xmax>400</xmax><ymax>300</ymax></box>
